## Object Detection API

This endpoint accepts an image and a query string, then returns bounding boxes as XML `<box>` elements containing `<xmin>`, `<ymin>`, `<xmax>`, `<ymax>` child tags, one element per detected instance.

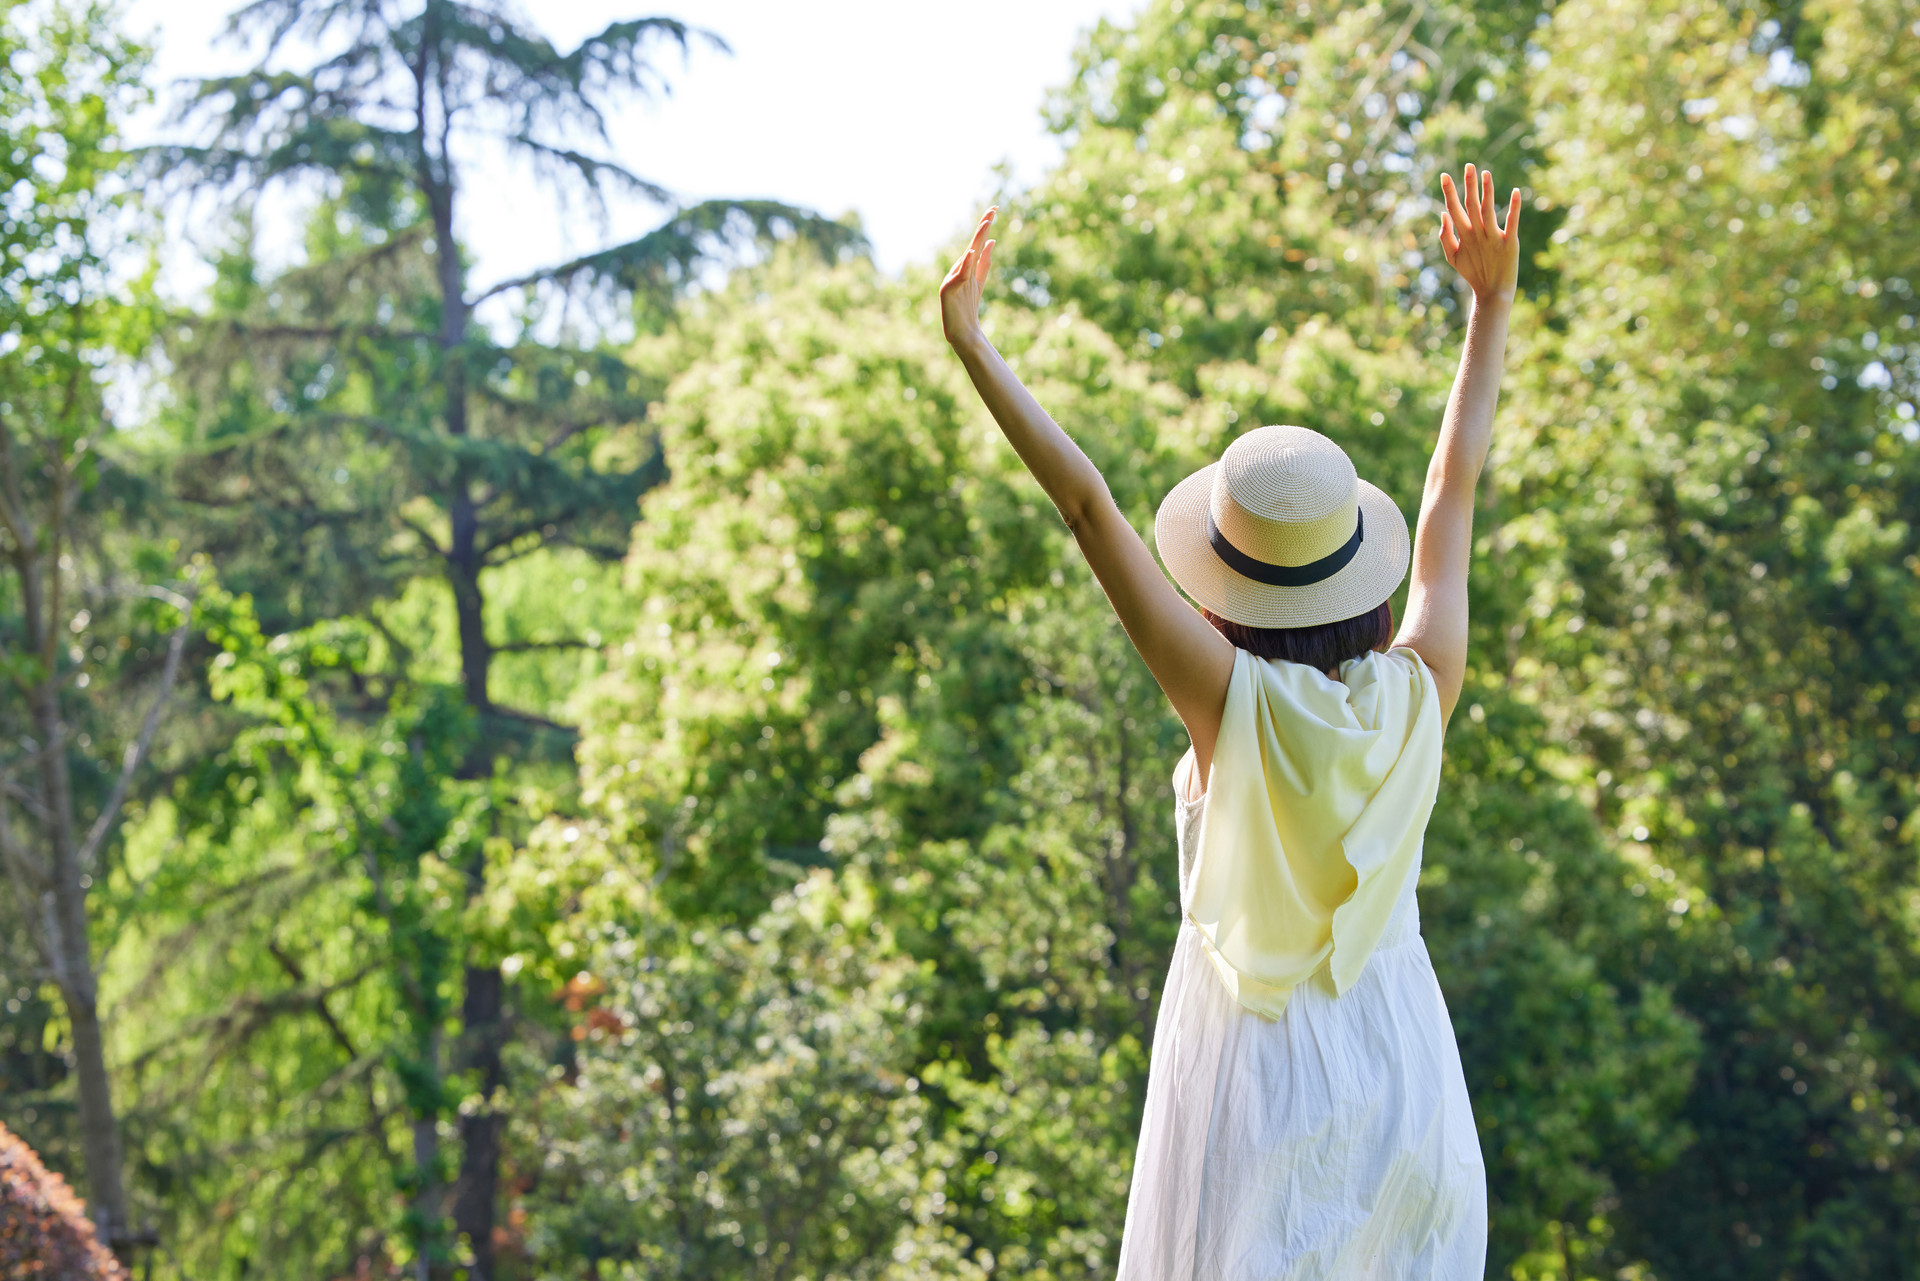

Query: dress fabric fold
<box><xmin>1187</xmin><ymin>646</ymin><xmax>1444</xmax><ymax>1019</ymax></box>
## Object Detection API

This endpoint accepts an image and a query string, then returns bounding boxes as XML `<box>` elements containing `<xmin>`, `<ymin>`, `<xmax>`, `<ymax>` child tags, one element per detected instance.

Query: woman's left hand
<box><xmin>939</xmin><ymin>207</ymin><xmax>997</xmax><ymax>352</ymax></box>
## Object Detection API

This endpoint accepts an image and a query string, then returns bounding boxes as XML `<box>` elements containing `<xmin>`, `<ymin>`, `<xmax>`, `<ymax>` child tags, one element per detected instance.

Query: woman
<box><xmin>938</xmin><ymin>164</ymin><xmax>1520</xmax><ymax>1277</ymax></box>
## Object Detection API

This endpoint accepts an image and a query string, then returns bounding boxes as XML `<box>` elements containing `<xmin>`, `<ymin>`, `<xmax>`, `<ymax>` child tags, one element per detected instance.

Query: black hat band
<box><xmin>1206</xmin><ymin>508</ymin><xmax>1365</xmax><ymax>588</ymax></box>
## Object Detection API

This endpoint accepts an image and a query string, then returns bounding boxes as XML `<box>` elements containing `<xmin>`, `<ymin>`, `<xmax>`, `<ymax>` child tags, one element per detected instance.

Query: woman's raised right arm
<box><xmin>940</xmin><ymin>209</ymin><xmax>1236</xmax><ymax>777</ymax></box>
<box><xmin>1393</xmin><ymin>165</ymin><xmax>1522</xmax><ymax>722</ymax></box>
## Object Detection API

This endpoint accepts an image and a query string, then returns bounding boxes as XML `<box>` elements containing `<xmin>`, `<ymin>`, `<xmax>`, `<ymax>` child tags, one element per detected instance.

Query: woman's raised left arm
<box><xmin>940</xmin><ymin>209</ymin><xmax>1235</xmax><ymax>777</ymax></box>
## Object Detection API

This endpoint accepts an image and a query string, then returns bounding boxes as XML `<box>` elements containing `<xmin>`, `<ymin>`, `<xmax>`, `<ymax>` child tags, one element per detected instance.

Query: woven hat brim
<box><xmin>1153</xmin><ymin>463</ymin><xmax>1411</xmax><ymax>629</ymax></box>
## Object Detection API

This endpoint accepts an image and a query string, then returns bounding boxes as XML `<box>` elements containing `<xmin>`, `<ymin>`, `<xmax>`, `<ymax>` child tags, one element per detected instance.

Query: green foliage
<box><xmin>515</xmin><ymin>867</ymin><xmax>929</xmax><ymax>1280</ymax></box>
<box><xmin>1012</xmin><ymin>0</ymin><xmax>1545</xmax><ymax>389</ymax></box>
<box><xmin>1501</xmin><ymin>0</ymin><xmax>1920</xmax><ymax>1271</ymax></box>
<box><xmin>162</xmin><ymin>204</ymin><xmax>660</xmax><ymax>655</ymax></box>
<box><xmin>125</xmin><ymin>2</ymin><xmax>862</xmax><ymax>1274</ymax></box>
<box><xmin>111</xmin><ymin>589</ymin><xmax>487</xmax><ymax>1275</ymax></box>
<box><xmin>583</xmin><ymin>256</ymin><xmax>1186</xmax><ymax>917</ymax></box>
<box><xmin>983</xmin><ymin>1</ymin><xmax>1706</xmax><ymax>1268</ymax></box>
<box><xmin>0</xmin><ymin>0</ymin><xmax>182</xmax><ymax>1241</ymax></box>
<box><xmin>528</xmin><ymin>0</ymin><xmax>1918</xmax><ymax>1274</ymax></box>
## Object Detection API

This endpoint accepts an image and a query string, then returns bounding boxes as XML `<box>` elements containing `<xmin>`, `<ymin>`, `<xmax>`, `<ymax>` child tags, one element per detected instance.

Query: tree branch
<box><xmin>484</xmin><ymin>705</ymin><xmax>575</xmax><ymax>734</ymax></box>
<box><xmin>483</xmin><ymin>535</ymin><xmax>628</xmax><ymax>567</ymax></box>
<box><xmin>396</xmin><ymin>513</ymin><xmax>449</xmax><ymax>559</ymax></box>
<box><xmin>75</xmin><ymin>581</ymin><xmax>197</xmax><ymax>874</ymax></box>
<box><xmin>469</xmin><ymin>199</ymin><xmax>865</xmax><ymax>305</ymax></box>
<box><xmin>466</xmin><ymin>389</ymin><xmax>623</xmax><ymax>457</ymax></box>
<box><xmin>497</xmin><ymin>133</ymin><xmax>669</xmax><ymax>207</ymax></box>
<box><xmin>0</xmin><ymin>773</ymin><xmax>52</xmax><ymax>825</ymax></box>
<box><xmin>189</xmin><ymin>320</ymin><xmax>438</xmax><ymax>345</ymax></box>
<box><xmin>162</xmin><ymin>410</ymin><xmax>414</xmax><ymax>463</ymax></box>
<box><xmin>264</xmin><ymin>939</ymin><xmax>365</xmax><ymax>1065</ymax></box>
<box><xmin>490</xmin><ymin>637</ymin><xmax>594</xmax><ymax>655</ymax></box>
<box><xmin>0</xmin><ymin>796</ymin><xmax>53</xmax><ymax>890</ymax></box>
<box><xmin>197</xmin><ymin>960</ymin><xmax>383</xmax><ymax>1060</ymax></box>
<box><xmin>474</xmin><ymin>494</ymin><xmax>637</xmax><ymax>558</ymax></box>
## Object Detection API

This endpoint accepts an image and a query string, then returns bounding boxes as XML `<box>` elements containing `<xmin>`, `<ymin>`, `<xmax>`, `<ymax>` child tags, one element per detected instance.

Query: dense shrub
<box><xmin>0</xmin><ymin>1121</ymin><xmax>124</xmax><ymax>1279</ymax></box>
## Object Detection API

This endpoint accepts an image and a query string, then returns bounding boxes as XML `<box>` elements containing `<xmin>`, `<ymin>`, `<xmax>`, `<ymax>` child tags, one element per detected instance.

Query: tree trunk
<box><xmin>411</xmin><ymin>1060</ymin><xmax>441</xmax><ymax>1281</ymax></box>
<box><xmin>452</xmin><ymin>963</ymin><xmax>504</xmax><ymax>1279</ymax></box>
<box><xmin>30</xmin><ymin>639</ymin><xmax>132</xmax><ymax>1253</ymax></box>
<box><xmin>430</xmin><ymin>163</ymin><xmax>508</xmax><ymax>1280</ymax></box>
<box><xmin>445</xmin><ymin>525</ymin><xmax>507</xmax><ymax>1278</ymax></box>
<box><xmin>60</xmin><ymin>958</ymin><xmax>131</xmax><ymax>1251</ymax></box>
<box><xmin>448</xmin><ymin>510</ymin><xmax>490</xmax><ymax>714</ymax></box>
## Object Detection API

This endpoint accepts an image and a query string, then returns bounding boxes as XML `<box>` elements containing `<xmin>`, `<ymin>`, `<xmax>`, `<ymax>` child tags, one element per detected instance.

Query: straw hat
<box><xmin>1154</xmin><ymin>425</ymin><xmax>1410</xmax><ymax>629</ymax></box>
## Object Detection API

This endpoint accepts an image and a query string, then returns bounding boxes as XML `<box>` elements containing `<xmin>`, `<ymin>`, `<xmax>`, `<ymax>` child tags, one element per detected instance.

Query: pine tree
<box><xmin>151</xmin><ymin>3</ymin><xmax>860</xmax><ymax>1275</ymax></box>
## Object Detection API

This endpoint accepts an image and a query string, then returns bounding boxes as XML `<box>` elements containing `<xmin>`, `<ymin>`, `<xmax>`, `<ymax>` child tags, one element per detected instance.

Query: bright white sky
<box><xmin>122</xmin><ymin>0</ymin><xmax>1140</xmax><ymax>305</ymax></box>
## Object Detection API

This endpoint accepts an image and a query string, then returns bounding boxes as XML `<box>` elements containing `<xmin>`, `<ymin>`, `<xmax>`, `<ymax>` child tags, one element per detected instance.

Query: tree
<box><xmin>150</xmin><ymin>2</ymin><xmax>861</xmax><ymax>1273</ymax></box>
<box><xmin>514</xmin><ymin>867</ymin><xmax>931</xmax><ymax>1280</ymax></box>
<box><xmin>0</xmin><ymin>1</ymin><xmax>185</xmax><ymax>1259</ymax></box>
<box><xmin>1508</xmin><ymin>0</ymin><xmax>1920</xmax><ymax>1269</ymax></box>
<box><xmin>529</xmin><ymin>251</ymin><xmax>1198</xmax><ymax>1273</ymax></box>
<box><xmin>114</xmin><ymin>596</ymin><xmax>489</xmax><ymax>1279</ymax></box>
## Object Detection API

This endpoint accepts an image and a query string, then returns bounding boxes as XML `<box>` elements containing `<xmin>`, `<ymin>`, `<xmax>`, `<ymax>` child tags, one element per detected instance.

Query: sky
<box><xmin>122</xmin><ymin>0</ymin><xmax>1142</xmax><ymax>304</ymax></box>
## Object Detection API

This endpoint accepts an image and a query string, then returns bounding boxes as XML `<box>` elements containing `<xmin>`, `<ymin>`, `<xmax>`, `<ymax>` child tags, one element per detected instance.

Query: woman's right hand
<box><xmin>939</xmin><ymin>207</ymin><xmax>997</xmax><ymax>353</ymax></box>
<box><xmin>1439</xmin><ymin>165</ymin><xmax>1521</xmax><ymax>302</ymax></box>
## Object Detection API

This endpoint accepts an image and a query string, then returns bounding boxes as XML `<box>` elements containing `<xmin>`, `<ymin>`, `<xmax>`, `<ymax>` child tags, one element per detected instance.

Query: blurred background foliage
<box><xmin>1</xmin><ymin>0</ymin><xmax>1916</xmax><ymax>1277</ymax></box>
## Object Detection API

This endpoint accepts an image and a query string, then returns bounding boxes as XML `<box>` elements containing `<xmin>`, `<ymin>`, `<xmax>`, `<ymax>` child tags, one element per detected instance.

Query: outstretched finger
<box><xmin>1439</xmin><ymin>212</ymin><xmax>1460</xmax><ymax>262</ymax></box>
<box><xmin>1481</xmin><ymin>170</ymin><xmax>1496</xmax><ymax>231</ymax></box>
<box><xmin>1466</xmin><ymin>164</ymin><xmax>1484</xmax><ymax>228</ymax></box>
<box><xmin>1503</xmin><ymin>186</ymin><xmax>1522</xmax><ymax>238</ymax></box>
<box><xmin>968</xmin><ymin>207</ymin><xmax>997</xmax><ymax>256</ymax></box>
<box><xmin>976</xmin><ymin>239</ymin><xmax>996</xmax><ymax>286</ymax></box>
<box><xmin>1441</xmin><ymin>172</ymin><xmax>1470</xmax><ymax>237</ymax></box>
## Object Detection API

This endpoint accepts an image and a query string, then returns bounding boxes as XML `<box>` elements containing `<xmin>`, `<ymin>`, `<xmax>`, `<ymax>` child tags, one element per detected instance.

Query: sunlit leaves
<box><xmin>1506</xmin><ymin>0</ymin><xmax>1920</xmax><ymax>1270</ymax></box>
<box><xmin>515</xmin><ymin>869</ymin><xmax>929</xmax><ymax>1281</ymax></box>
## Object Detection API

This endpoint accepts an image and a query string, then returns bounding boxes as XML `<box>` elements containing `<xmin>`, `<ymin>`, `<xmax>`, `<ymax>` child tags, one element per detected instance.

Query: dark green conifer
<box><xmin>150</xmin><ymin>4</ymin><xmax>860</xmax><ymax>1273</ymax></box>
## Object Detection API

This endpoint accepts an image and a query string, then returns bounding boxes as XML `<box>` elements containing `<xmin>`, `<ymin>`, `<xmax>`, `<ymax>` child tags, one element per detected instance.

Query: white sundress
<box><xmin>1115</xmin><ymin>651</ymin><xmax>1488</xmax><ymax>1280</ymax></box>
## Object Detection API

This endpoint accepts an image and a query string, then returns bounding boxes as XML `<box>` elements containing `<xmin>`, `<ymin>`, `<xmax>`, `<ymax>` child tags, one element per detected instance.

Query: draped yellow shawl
<box><xmin>1187</xmin><ymin>646</ymin><xmax>1444</xmax><ymax>1020</ymax></box>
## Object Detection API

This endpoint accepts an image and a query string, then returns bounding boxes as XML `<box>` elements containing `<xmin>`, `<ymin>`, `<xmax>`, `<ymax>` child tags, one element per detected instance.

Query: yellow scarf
<box><xmin>1187</xmin><ymin>646</ymin><xmax>1444</xmax><ymax>1019</ymax></box>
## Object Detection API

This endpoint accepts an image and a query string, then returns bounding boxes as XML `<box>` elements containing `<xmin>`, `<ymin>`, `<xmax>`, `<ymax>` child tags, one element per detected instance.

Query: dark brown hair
<box><xmin>1202</xmin><ymin>600</ymin><xmax>1394</xmax><ymax>674</ymax></box>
